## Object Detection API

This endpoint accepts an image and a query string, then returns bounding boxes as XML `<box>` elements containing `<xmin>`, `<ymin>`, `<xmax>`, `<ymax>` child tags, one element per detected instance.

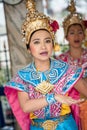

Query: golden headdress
<box><xmin>63</xmin><ymin>0</ymin><xmax>85</xmax><ymax>37</ymax></box>
<box><xmin>21</xmin><ymin>0</ymin><xmax>59</xmax><ymax>45</ymax></box>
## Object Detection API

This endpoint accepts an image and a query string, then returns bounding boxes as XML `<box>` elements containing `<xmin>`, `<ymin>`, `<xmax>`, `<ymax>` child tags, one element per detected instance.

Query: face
<box><xmin>66</xmin><ymin>24</ymin><xmax>85</xmax><ymax>48</ymax></box>
<box><xmin>29</xmin><ymin>30</ymin><xmax>53</xmax><ymax>63</ymax></box>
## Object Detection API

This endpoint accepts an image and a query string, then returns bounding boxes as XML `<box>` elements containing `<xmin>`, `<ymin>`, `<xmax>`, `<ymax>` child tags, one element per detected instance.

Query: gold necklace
<box><xmin>35</xmin><ymin>62</ymin><xmax>54</xmax><ymax>95</ymax></box>
<box><xmin>35</xmin><ymin>80</ymin><xmax>54</xmax><ymax>95</ymax></box>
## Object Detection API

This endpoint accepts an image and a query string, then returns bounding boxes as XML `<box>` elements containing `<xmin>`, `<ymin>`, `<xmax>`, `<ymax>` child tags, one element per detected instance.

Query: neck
<box><xmin>69</xmin><ymin>47</ymin><xmax>83</xmax><ymax>59</ymax></box>
<box><xmin>34</xmin><ymin>59</ymin><xmax>50</xmax><ymax>72</ymax></box>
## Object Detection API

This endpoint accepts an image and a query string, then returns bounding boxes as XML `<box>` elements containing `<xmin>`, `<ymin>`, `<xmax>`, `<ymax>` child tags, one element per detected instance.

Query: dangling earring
<box><xmin>53</xmin><ymin>42</ymin><xmax>61</xmax><ymax>57</ymax></box>
<box><xmin>83</xmin><ymin>40</ymin><xmax>87</xmax><ymax>48</ymax></box>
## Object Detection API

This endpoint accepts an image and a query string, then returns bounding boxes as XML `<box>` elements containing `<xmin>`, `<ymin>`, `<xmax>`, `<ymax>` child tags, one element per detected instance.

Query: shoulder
<box><xmin>51</xmin><ymin>58</ymin><xmax>68</xmax><ymax>67</ymax></box>
<box><xmin>17</xmin><ymin>62</ymin><xmax>36</xmax><ymax>82</ymax></box>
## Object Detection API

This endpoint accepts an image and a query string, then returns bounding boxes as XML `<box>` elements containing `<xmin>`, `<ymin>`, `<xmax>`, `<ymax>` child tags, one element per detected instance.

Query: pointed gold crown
<box><xmin>63</xmin><ymin>0</ymin><xmax>85</xmax><ymax>37</ymax></box>
<box><xmin>21</xmin><ymin>0</ymin><xmax>59</xmax><ymax>45</ymax></box>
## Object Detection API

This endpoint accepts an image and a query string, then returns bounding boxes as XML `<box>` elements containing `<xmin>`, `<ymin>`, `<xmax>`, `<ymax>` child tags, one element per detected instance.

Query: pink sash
<box><xmin>4</xmin><ymin>87</ymin><xmax>30</xmax><ymax>130</ymax></box>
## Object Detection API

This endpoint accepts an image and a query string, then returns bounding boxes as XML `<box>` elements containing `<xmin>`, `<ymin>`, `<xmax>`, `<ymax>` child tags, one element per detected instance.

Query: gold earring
<box><xmin>54</xmin><ymin>42</ymin><xmax>60</xmax><ymax>52</ymax></box>
<box><xmin>83</xmin><ymin>40</ymin><xmax>87</xmax><ymax>48</ymax></box>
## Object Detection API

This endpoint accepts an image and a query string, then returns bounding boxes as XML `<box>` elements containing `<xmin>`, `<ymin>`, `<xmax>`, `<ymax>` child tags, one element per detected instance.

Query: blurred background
<box><xmin>0</xmin><ymin>0</ymin><xmax>87</xmax><ymax>129</ymax></box>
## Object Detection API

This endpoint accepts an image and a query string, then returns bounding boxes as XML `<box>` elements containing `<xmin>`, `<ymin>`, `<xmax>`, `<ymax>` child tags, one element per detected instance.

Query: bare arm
<box><xmin>84</xmin><ymin>77</ymin><xmax>87</xmax><ymax>82</ymax></box>
<box><xmin>18</xmin><ymin>91</ymin><xmax>48</xmax><ymax>113</ymax></box>
<box><xmin>18</xmin><ymin>91</ymin><xmax>83</xmax><ymax>113</ymax></box>
<box><xmin>74</xmin><ymin>78</ymin><xmax>87</xmax><ymax>97</ymax></box>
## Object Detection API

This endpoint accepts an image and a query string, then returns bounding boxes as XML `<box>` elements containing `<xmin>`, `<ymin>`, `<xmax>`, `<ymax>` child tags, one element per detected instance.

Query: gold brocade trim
<box><xmin>35</xmin><ymin>81</ymin><xmax>54</xmax><ymax>95</ymax></box>
<box><xmin>31</xmin><ymin>114</ymin><xmax>70</xmax><ymax>130</ymax></box>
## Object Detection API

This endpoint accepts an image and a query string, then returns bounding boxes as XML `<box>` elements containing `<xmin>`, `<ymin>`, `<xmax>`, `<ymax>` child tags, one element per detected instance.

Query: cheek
<box><xmin>51</xmin><ymin>45</ymin><xmax>54</xmax><ymax>50</ymax></box>
<box><xmin>29</xmin><ymin>46</ymin><xmax>37</xmax><ymax>53</ymax></box>
<box><xmin>82</xmin><ymin>35</ymin><xmax>85</xmax><ymax>40</ymax></box>
<box><xmin>49</xmin><ymin>45</ymin><xmax>54</xmax><ymax>52</ymax></box>
<box><xmin>66</xmin><ymin>36</ymin><xmax>73</xmax><ymax>42</ymax></box>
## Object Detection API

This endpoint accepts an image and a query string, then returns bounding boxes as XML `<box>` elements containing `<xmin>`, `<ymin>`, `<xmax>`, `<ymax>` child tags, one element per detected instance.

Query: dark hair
<box><xmin>26</xmin><ymin>44</ymin><xmax>29</xmax><ymax>49</ymax></box>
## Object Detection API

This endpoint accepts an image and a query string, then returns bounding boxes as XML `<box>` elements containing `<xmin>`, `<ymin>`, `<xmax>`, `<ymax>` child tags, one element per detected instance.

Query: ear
<box><xmin>66</xmin><ymin>35</ymin><xmax>69</xmax><ymax>41</ymax></box>
<box><xmin>27</xmin><ymin>48</ymin><xmax>31</xmax><ymax>54</ymax></box>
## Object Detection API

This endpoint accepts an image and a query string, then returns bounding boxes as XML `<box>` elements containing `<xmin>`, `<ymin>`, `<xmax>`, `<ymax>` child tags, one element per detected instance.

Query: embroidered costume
<box><xmin>4</xmin><ymin>58</ymin><xmax>83</xmax><ymax>130</ymax></box>
<box><xmin>4</xmin><ymin>0</ymin><xmax>85</xmax><ymax>130</ymax></box>
<box><xmin>57</xmin><ymin>49</ymin><xmax>87</xmax><ymax>129</ymax></box>
<box><xmin>57</xmin><ymin>49</ymin><xmax>87</xmax><ymax>77</ymax></box>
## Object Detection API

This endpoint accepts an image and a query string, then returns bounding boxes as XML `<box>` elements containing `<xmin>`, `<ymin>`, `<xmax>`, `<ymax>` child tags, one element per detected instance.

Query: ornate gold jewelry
<box><xmin>21</xmin><ymin>0</ymin><xmax>59</xmax><ymax>45</ymax></box>
<box><xmin>54</xmin><ymin>43</ymin><xmax>60</xmax><ymax>52</ymax></box>
<box><xmin>35</xmin><ymin>80</ymin><xmax>54</xmax><ymax>95</ymax></box>
<box><xmin>63</xmin><ymin>0</ymin><xmax>85</xmax><ymax>37</ymax></box>
<box><xmin>42</xmin><ymin>120</ymin><xmax>57</xmax><ymax>130</ymax></box>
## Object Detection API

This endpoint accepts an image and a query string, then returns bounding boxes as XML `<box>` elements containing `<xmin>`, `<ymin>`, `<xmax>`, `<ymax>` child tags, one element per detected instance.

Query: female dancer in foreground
<box><xmin>4</xmin><ymin>0</ymin><xmax>87</xmax><ymax>130</ymax></box>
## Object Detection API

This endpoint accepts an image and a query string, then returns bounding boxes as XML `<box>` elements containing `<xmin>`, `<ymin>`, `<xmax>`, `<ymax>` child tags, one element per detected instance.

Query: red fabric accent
<box><xmin>50</xmin><ymin>20</ymin><xmax>59</xmax><ymax>32</ymax></box>
<box><xmin>83</xmin><ymin>20</ymin><xmax>87</xmax><ymax>28</ymax></box>
<box><xmin>4</xmin><ymin>87</ymin><xmax>30</xmax><ymax>130</ymax></box>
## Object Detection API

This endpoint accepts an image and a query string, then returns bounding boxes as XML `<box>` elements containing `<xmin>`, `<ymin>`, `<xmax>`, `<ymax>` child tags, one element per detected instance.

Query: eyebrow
<box><xmin>45</xmin><ymin>37</ymin><xmax>52</xmax><ymax>39</ymax></box>
<box><xmin>32</xmin><ymin>37</ymin><xmax>51</xmax><ymax>41</ymax></box>
<box><xmin>32</xmin><ymin>38</ymin><xmax>39</xmax><ymax>41</ymax></box>
<box><xmin>69</xmin><ymin>29</ymin><xmax>83</xmax><ymax>32</ymax></box>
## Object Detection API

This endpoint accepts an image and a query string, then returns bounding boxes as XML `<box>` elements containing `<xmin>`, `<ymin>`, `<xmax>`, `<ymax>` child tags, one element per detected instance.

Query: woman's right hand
<box><xmin>55</xmin><ymin>94</ymin><xmax>85</xmax><ymax>105</ymax></box>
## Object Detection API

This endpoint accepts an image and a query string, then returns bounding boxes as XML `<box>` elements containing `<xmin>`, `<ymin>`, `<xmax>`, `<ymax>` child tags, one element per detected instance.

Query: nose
<box><xmin>75</xmin><ymin>33</ymin><xmax>79</xmax><ymax>38</ymax></box>
<box><xmin>41</xmin><ymin>42</ymin><xmax>46</xmax><ymax>49</ymax></box>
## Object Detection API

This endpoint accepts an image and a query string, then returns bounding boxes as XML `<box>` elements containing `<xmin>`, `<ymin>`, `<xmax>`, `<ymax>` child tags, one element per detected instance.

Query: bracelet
<box><xmin>46</xmin><ymin>93</ymin><xmax>56</xmax><ymax>105</ymax></box>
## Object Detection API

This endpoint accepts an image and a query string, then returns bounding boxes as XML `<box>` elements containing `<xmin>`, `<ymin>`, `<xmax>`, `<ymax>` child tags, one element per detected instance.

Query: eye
<box><xmin>45</xmin><ymin>39</ymin><xmax>52</xmax><ymax>43</ymax></box>
<box><xmin>69</xmin><ymin>31</ymin><xmax>74</xmax><ymax>35</ymax></box>
<box><xmin>78</xmin><ymin>31</ymin><xmax>83</xmax><ymax>34</ymax></box>
<box><xmin>33</xmin><ymin>40</ymin><xmax>40</xmax><ymax>44</ymax></box>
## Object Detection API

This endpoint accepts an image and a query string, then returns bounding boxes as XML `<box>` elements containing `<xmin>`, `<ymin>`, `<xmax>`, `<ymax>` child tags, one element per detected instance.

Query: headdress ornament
<box><xmin>63</xmin><ymin>0</ymin><xmax>85</xmax><ymax>37</ymax></box>
<box><xmin>21</xmin><ymin>0</ymin><xmax>59</xmax><ymax>45</ymax></box>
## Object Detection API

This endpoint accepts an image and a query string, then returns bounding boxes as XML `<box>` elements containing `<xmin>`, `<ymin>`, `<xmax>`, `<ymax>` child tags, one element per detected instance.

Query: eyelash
<box><xmin>33</xmin><ymin>41</ymin><xmax>40</xmax><ymax>44</ymax></box>
<box><xmin>46</xmin><ymin>40</ymin><xmax>52</xmax><ymax>43</ymax></box>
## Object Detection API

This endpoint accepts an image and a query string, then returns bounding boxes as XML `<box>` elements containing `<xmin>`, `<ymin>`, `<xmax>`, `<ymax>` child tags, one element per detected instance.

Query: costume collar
<box><xmin>18</xmin><ymin>58</ymin><xmax>68</xmax><ymax>87</ymax></box>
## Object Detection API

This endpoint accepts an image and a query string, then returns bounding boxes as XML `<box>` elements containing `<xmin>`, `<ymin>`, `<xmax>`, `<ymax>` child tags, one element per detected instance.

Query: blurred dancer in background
<box><xmin>56</xmin><ymin>0</ymin><xmax>87</xmax><ymax>130</ymax></box>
